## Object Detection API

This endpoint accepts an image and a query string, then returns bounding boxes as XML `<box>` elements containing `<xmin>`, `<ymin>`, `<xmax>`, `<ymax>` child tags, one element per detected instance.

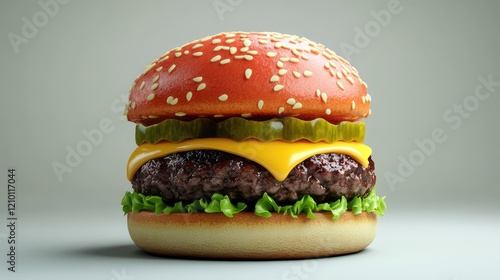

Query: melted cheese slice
<box><xmin>127</xmin><ymin>138</ymin><xmax>372</xmax><ymax>182</ymax></box>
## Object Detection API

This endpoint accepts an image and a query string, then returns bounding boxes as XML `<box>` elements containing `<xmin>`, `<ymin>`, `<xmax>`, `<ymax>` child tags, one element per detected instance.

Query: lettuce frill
<box><xmin>121</xmin><ymin>188</ymin><xmax>386</xmax><ymax>219</ymax></box>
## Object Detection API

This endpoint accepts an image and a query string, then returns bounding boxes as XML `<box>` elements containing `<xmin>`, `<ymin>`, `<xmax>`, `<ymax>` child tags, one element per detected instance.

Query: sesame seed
<box><xmin>362</xmin><ymin>81</ymin><xmax>368</xmax><ymax>88</ymax></box>
<box><xmin>277</xmin><ymin>61</ymin><xmax>284</xmax><ymax>68</ymax></box>
<box><xmin>337</xmin><ymin>81</ymin><xmax>345</xmax><ymax>90</ymax></box>
<box><xmin>278</xmin><ymin>69</ymin><xmax>288</xmax><ymax>76</ymax></box>
<box><xmin>321</xmin><ymin>92</ymin><xmax>328</xmax><ymax>103</ymax></box>
<box><xmin>140</xmin><ymin>81</ymin><xmax>145</xmax><ymax>90</ymax></box>
<box><xmin>152</xmin><ymin>75</ymin><xmax>160</xmax><ymax>83</ymax></box>
<box><xmin>225</xmin><ymin>39</ymin><xmax>235</xmax><ymax>43</ymax></box>
<box><xmin>131</xmin><ymin>102</ymin><xmax>136</xmax><ymax>109</ymax></box>
<box><xmin>293</xmin><ymin>71</ymin><xmax>301</xmax><ymax>78</ymax></box>
<box><xmin>315</xmin><ymin>89</ymin><xmax>321</xmax><ymax>97</ymax></box>
<box><xmin>192</xmin><ymin>43</ymin><xmax>203</xmax><ymax>49</ymax></box>
<box><xmin>212</xmin><ymin>38</ymin><xmax>221</xmax><ymax>44</ymax></box>
<box><xmin>218</xmin><ymin>94</ymin><xmax>228</xmax><ymax>101</ymax></box>
<box><xmin>301</xmin><ymin>54</ymin><xmax>309</xmax><ymax>60</ymax></box>
<box><xmin>274</xmin><ymin>84</ymin><xmax>284</xmax><ymax>91</ymax></box>
<box><xmin>351</xmin><ymin>100</ymin><xmax>356</xmax><ymax>110</ymax></box>
<box><xmin>278</xmin><ymin>107</ymin><xmax>285</xmax><ymax>114</ymax></box>
<box><xmin>368</xmin><ymin>109</ymin><xmax>372</xmax><ymax>116</ymax></box>
<box><xmin>342</xmin><ymin>68</ymin><xmax>348</xmax><ymax>77</ymax></box>
<box><xmin>241</xmin><ymin>113</ymin><xmax>252</xmax><ymax>118</ymax></box>
<box><xmin>258</xmin><ymin>100</ymin><xmax>264</xmax><ymax>110</ymax></box>
<box><xmin>310</xmin><ymin>47</ymin><xmax>319</xmax><ymax>54</ymax></box>
<box><xmin>362</xmin><ymin>96</ymin><xmax>366</xmax><ymax>104</ymax></box>
<box><xmin>292</xmin><ymin>48</ymin><xmax>300</xmax><ymax>56</ymax></box>
<box><xmin>230</xmin><ymin>47</ymin><xmax>237</xmax><ymax>54</ymax></box>
<box><xmin>244</xmin><ymin>39</ymin><xmax>252</xmax><ymax>47</ymax></box>
<box><xmin>326</xmin><ymin>48</ymin><xmax>337</xmax><ymax>56</ymax></box>
<box><xmin>329</xmin><ymin>68</ymin><xmax>336</xmax><ymax>77</ymax></box>
<box><xmin>159</xmin><ymin>56</ymin><xmax>169</xmax><ymax>62</ymax></box>
<box><xmin>225</xmin><ymin>33</ymin><xmax>236</xmax><ymax>38</ymax></box>
<box><xmin>156</xmin><ymin>66</ymin><xmax>163</xmax><ymax>72</ymax></box>
<box><xmin>366</xmin><ymin>94</ymin><xmax>371</xmax><ymax>102</ymax></box>
<box><xmin>341</xmin><ymin>64</ymin><xmax>350</xmax><ymax>73</ymax></box>
<box><xmin>275</xmin><ymin>42</ymin><xmax>283</xmax><ymax>48</ymax></box>
<box><xmin>329</xmin><ymin>61</ymin><xmax>337</xmax><ymax>68</ymax></box>
<box><xmin>292</xmin><ymin>102</ymin><xmax>302</xmax><ymax>110</ymax></box>
<box><xmin>258</xmin><ymin>39</ymin><xmax>267</xmax><ymax>44</ymax></box>
<box><xmin>244</xmin><ymin>55</ymin><xmax>253</xmax><ymax>60</ymax></box>
<box><xmin>166</xmin><ymin>96</ymin><xmax>178</xmax><ymax>105</ymax></box>
<box><xmin>211</xmin><ymin>55</ymin><xmax>221</xmax><ymax>62</ymax></box>
<box><xmin>303</xmin><ymin>70</ymin><xmax>313</xmax><ymax>77</ymax></box>
<box><xmin>147</xmin><ymin>93</ymin><xmax>155</xmax><ymax>101</ymax></box>
<box><xmin>184</xmin><ymin>50</ymin><xmax>189</xmax><ymax>55</ymax></box>
<box><xmin>287</xmin><ymin>98</ymin><xmax>296</xmax><ymax>105</ymax></box>
<box><xmin>247</xmin><ymin>50</ymin><xmax>258</xmax><ymax>55</ymax></box>
<box><xmin>325</xmin><ymin>109</ymin><xmax>331</xmax><ymax>115</ymax></box>
<box><xmin>289</xmin><ymin>57</ymin><xmax>299</xmax><ymax>63</ymax></box>
<box><xmin>144</xmin><ymin>63</ymin><xmax>155</xmax><ymax>73</ymax></box>
<box><xmin>151</xmin><ymin>83</ymin><xmax>159</xmax><ymax>90</ymax></box>
<box><xmin>322</xmin><ymin>52</ymin><xmax>332</xmax><ymax>59</ymax></box>
<box><xmin>220</xmin><ymin>58</ymin><xmax>231</xmax><ymax>65</ymax></box>
<box><xmin>214</xmin><ymin>46</ymin><xmax>223</xmax><ymax>51</ymax></box>
<box><xmin>245</xmin><ymin>68</ymin><xmax>252</xmax><ymax>79</ymax></box>
<box><xmin>186</xmin><ymin>91</ymin><xmax>193</xmax><ymax>101</ymax></box>
<box><xmin>200</xmin><ymin>36</ymin><xmax>212</xmax><ymax>42</ymax></box>
<box><xmin>234</xmin><ymin>55</ymin><xmax>244</xmax><ymax>59</ymax></box>
<box><xmin>282</xmin><ymin>44</ymin><xmax>291</xmax><ymax>50</ymax></box>
<box><xmin>193</xmin><ymin>76</ymin><xmax>203</xmax><ymax>82</ymax></box>
<box><xmin>197</xmin><ymin>83</ymin><xmax>206</xmax><ymax>91</ymax></box>
<box><xmin>168</xmin><ymin>64</ymin><xmax>176</xmax><ymax>73</ymax></box>
<box><xmin>148</xmin><ymin>115</ymin><xmax>158</xmax><ymax>119</ymax></box>
<box><xmin>193</xmin><ymin>52</ymin><xmax>203</xmax><ymax>57</ymax></box>
<box><xmin>266</xmin><ymin>52</ymin><xmax>277</xmax><ymax>57</ymax></box>
<box><xmin>270</xmin><ymin>75</ymin><xmax>280</xmax><ymax>82</ymax></box>
<box><xmin>346</xmin><ymin>76</ymin><xmax>355</xmax><ymax>84</ymax></box>
<box><xmin>280</xmin><ymin>57</ymin><xmax>290</xmax><ymax>62</ymax></box>
<box><xmin>241</xmin><ymin>47</ymin><xmax>249</xmax><ymax>52</ymax></box>
<box><xmin>175</xmin><ymin>112</ymin><xmax>186</xmax><ymax>117</ymax></box>
<box><xmin>214</xmin><ymin>114</ymin><xmax>224</xmax><ymax>118</ymax></box>
<box><xmin>336</xmin><ymin>71</ymin><xmax>343</xmax><ymax>79</ymax></box>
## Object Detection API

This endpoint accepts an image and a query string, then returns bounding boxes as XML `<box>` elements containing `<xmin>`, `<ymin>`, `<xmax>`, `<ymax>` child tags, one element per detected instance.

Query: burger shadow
<box><xmin>70</xmin><ymin>243</ymin><xmax>374</xmax><ymax>262</ymax></box>
<box><xmin>70</xmin><ymin>244</ymin><xmax>158</xmax><ymax>260</ymax></box>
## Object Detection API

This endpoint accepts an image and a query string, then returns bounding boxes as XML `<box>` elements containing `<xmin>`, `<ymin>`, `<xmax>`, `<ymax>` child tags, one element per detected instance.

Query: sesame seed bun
<box><xmin>127</xmin><ymin>211</ymin><xmax>377</xmax><ymax>259</ymax></box>
<box><xmin>125</xmin><ymin>31</ymin><xmax>371</xmax><ymax>126</ymax></box>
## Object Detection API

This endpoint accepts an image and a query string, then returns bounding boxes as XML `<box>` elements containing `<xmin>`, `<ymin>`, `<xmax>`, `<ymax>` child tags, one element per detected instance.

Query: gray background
<box><xmin>1</xmin><ymin>0</ymin><xmax>499</xmax><ymax>279</ymax></box>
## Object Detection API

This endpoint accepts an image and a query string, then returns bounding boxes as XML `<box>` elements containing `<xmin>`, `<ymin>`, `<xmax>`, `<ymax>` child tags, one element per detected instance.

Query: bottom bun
<box><xmin>127</xmin><ymin>211</ymin><xmax>377</xmax><ymax>259</ymax></box>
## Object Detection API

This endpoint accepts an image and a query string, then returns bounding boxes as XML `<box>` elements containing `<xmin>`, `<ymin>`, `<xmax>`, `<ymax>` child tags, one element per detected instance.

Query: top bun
<box><xmin>125</xmin><ymin>31</ymin><xmax>371</xmax><ymax>126</ymax></box>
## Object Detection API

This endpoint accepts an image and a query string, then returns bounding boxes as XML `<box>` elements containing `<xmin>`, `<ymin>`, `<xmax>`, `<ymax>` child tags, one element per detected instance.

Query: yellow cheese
<box><xmin>127</xmin><ymin>138</ymin><xmax>372</xmax><ymax>182</ymax></box>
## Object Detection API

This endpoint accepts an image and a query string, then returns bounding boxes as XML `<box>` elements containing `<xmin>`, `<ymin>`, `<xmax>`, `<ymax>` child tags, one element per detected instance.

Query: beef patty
<box><xmin>131</xmin><ymin>150</ymin><xmax>376</xmax><ymax>205</ymax></box>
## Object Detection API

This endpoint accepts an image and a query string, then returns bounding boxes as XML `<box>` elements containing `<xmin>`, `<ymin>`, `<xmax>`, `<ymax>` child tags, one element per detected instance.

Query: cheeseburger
<box><xmin>122</xmin><ymin>31</ymin><xmax>386</xmax><ymax>259</ymax></box>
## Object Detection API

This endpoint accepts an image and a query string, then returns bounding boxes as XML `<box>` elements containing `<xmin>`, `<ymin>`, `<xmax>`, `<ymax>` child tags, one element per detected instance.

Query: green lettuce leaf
<box><xmin>121</xmin><ymin>187</ymin><xmax>386</xmax><ymax>219</ymax></box>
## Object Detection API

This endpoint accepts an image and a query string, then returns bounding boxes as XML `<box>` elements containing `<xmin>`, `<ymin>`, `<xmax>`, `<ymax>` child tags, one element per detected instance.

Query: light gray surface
<box><xmin>1</xmin><ymin>0</ymin><xmax>499</xmax><ymax>279</ymax></box>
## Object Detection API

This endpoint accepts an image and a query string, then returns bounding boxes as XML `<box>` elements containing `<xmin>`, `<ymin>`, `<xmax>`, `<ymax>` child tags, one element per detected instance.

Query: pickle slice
<box><xmin>216</xmin><ymin>117</ymin><xmax>365</xmax><ymax>143</ymax></box>
<box><xmin>135</xmin><ymin>117</ymin><xmax>365</xmax><ymax>144</ymax></box>
<box><xmin>135</xmin><ymin>118</ymin><xmax>216</xmax><ymax>144</ymax></box>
